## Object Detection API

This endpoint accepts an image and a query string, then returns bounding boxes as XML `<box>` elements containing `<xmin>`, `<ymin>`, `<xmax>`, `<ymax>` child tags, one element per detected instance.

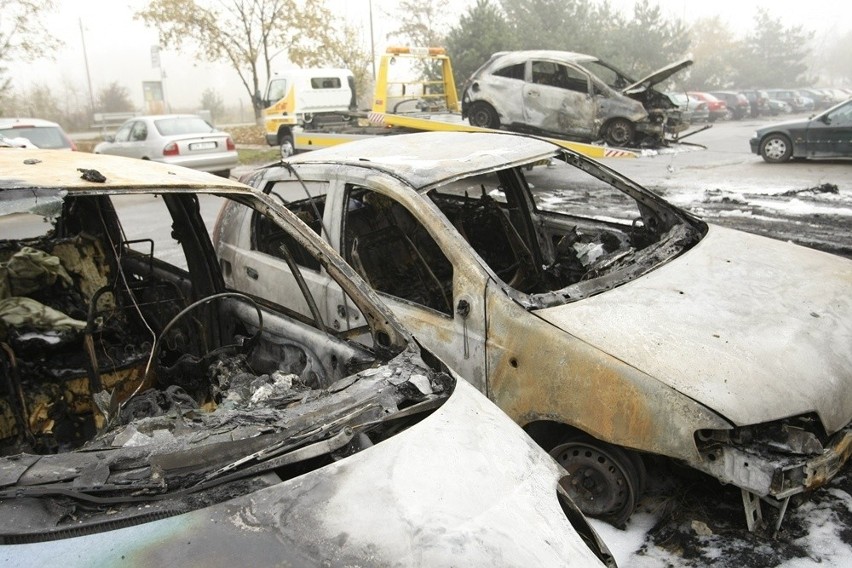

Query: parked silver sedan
<box><xmin>94</xmin><ymin>114</ymin><xmax>238</xmax><ymax>177</ymax></box>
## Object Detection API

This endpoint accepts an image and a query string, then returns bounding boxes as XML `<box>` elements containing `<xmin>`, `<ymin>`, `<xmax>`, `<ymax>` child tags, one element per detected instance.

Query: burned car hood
<box><xmin>0</xmin><ymin>380</ymin><xmax>612</xmax><ymax>567</ymax></box>
<box><xmin>622</xmin><ymin>59</ymin><xmax>693</xmax><ymax>95</ymax></box>
<box><xmin>535</xmin><ymin>225</ymin><xmax>852</xmax><ymax>433</ymax></box>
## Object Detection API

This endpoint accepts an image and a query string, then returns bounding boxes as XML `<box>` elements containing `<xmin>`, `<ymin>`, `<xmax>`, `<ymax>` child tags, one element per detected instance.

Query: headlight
<box><xmin>696</xmin><ymin>413</ymin><xmax>827</xmax><ymax>456</ymax></box>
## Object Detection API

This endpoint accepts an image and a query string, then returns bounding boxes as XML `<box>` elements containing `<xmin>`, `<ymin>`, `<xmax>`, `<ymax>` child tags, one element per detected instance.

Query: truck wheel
<box><xmin>602</xmin><ymin>118</ymin><xmax>634</xmax><ymax>147</ymax></box>
<box><xmin>549</xmin><ymin>433</ymin><xmax>643</xmax><ymax>528</ymax></box>
<box><xmin>279</xmin><ymin>134</ymin><xmax>295</xmax><ymax>159</ymax></box>
<box><xmin>759</xmin><ymin>133</ymin><xmax>792</xmax><ymax>163</ymax></box>
<box><xmin>468</xmin><ymin>102</ymin><xmax>499</xmax><ymax>129</ymax></box>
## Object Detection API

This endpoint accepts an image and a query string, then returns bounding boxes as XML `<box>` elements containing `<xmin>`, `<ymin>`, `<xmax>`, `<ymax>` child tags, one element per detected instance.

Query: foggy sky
<box><xmin>8</xmin><ymin>0</ymin><xmax>849</xmax><ymax>115</ymax></box>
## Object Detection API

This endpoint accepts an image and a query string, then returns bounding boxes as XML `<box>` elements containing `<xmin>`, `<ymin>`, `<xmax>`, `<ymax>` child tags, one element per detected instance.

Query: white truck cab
<box><xmin>263</xmin><ymin>68</ymin><xmax>356</xmax><ymax>149</ymax></box>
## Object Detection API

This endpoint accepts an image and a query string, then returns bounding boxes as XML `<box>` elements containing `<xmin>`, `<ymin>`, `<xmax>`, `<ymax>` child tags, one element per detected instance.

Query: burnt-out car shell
<box><xmin>0</xmin><ymin>150</ymin><xmax>615</xmax><ymax>566</ymax></box>
<box><xmin>218</xmin><ymin>131</ymin><xmax>852</xmax><ymax>531</ymax></box>
<box><xmin>461</xmin><ymin>50</ymin><xmax>691</xmax><ymax>147</ymax></box>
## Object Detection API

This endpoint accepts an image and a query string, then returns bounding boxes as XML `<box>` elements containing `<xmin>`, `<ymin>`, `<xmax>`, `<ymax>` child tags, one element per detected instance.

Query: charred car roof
<box><xmin>286</xmin><ymin>130</ymin><xmax>559</xmax><ymax>190</ymax></box>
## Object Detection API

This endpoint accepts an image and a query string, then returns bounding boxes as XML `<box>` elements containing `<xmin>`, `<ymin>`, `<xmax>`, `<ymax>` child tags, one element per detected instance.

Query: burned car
<box><xmin>0</xmin><ymin>151</ymin><xmax>616</xmax><ymax>566</ymax></box>
<box><xmin>461</xmin><ymin>51</ymin><xmax>692</xmax><ymax>147</ymax></box>
<box><xmin>218</xmin><ymin>131</ymin><xmax>852</xmax><ymax>531</ymax></box>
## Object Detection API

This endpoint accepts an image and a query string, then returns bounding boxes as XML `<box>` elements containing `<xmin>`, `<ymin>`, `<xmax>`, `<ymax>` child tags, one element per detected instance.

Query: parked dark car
<box><xmin>750</xmin><ymin>97</ymin><xmax>852</xmax><ymax>162</ymax></box>
<box><xmin>709</xmin><ymin>91</ymin><xmax>750</xmax><ymax>119</ymax></box>
<box><xmin>798</xmin><ymin>88</ymin><xmax>833</xmax><ymax>111</ymax></box>
<box><xmin>764</xmin><ymin>89</ymin><xmax>813</xmax><ymax>113</ymax></box>
<box><xmin>739</xmin><ymin>89</ymin><xmax>769</xmax><ymax>117</ymax></box>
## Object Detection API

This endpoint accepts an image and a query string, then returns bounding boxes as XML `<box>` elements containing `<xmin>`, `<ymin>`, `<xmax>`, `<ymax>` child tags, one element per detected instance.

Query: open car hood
<box><xmin>622</xmin><ymin>58</ymin><xmax>693</xmax><ymax>95</ymax></box>
<box><xmin>536</xmin><ymin>225</ymin><xmax>852</xmax><ymax>433</ymax></box>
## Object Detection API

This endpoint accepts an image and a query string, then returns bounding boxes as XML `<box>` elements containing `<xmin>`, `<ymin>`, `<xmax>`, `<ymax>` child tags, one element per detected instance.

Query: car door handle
<box><xmin>527</xmin><ymin>90</ymin><xmax>540</xmax><ymax>97</ymax></box>
<box><xmin>246</xmin><ymin>266</ymin><xmax>258</xmax><ymax>280</ymax></box>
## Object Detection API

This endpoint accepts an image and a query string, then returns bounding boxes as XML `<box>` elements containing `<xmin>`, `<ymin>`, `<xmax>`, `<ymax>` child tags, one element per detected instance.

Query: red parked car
<box><xmin>709</xmin><ymin>91</ymin><xmax>751</xmax><ymax>120</ymax></box>
<box><xmin>687</xmin><ymin>92</ymin><xmax>728</xmax><ymax>122</ymax></box>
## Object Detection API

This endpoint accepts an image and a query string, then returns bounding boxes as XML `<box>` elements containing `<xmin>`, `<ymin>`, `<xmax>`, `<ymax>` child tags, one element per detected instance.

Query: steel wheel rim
<box><xmin>471</xmin><ymin>108</ymin><xmax>491</xmax><ymax>128</ymax></box>
<box><xmin>551</xmin><ymin>441</ymin><xmax>636</xmax><ymax>518</ymax></box>
<box><xmin>607</xmin><ymin>120</ymin><xmax>632</xmax><ymax>146</ymax></box>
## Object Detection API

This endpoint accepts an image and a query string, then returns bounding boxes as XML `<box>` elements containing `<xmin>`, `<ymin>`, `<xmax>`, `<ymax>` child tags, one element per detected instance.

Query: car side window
<box><xmin>342</xmin><ymin>185</ymin><xmax>453</xmax><ymax>315</ymax></box>
<box><xmin>266</xmin><ymin>78</ymin><xmax>288</xmax><ymax>103</ymax></box>
<box><xmin>828</xmin><ymin>103</ymin><xmax>852</xmax><ymax>126</ymax></box>
<box><xmin>531</xmin><ymin>61</ymin><xmax>558</xmax><ymax>85</ymax></box>
<box><xmin>130</xmin><ymin>121</ymin><xmax>148</xmax><ymax>141</ymax></box>
<box><xmin>557</xmin><ymin>65</ymin><xmax>590</xmax><ymax>94</ymax></box>
<box><xmin>251</xmin><ymin>196</ymin><xmax>324</xmax><ymax>271</ymax></box>
<box><xmin>114</xmin><ymin>123</ymin><xmax>133</xmax><ymax>143</ymax></box>
<box><xmin>493</xmin><ymin>63</ymin><xmax>525</xmax><ymax>80</ymax></box>
<box><xmin>252</xmin><ymin>180</ymin><xmax>329</xmax><ymax>271</ymax></box>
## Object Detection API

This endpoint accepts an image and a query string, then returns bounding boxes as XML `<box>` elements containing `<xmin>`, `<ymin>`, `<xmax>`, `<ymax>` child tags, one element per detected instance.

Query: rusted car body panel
<box><xmin>537</xmin><ymin>226</ymin><xmax>852</xmax><ymax>433</ymax></box>
<box><xmin>219</xmin><ymin>131</ymin><xmax>852</xmax><ymax>530</ymax></box>
<box><xmin>0</xmin><ymin>150</ymin><xmax>615</xmax><ymax>566</ymax></box>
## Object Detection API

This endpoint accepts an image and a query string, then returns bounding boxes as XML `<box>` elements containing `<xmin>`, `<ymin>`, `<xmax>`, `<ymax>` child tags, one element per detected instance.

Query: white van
<box><xmin>263</xmin><ymin>68</ymin><xmax>356</xmax><ymax>147</ymax></box>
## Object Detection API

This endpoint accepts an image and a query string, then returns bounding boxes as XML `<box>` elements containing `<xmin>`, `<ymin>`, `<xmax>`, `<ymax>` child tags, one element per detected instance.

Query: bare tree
<box><xmin>200</xmin><ymin>88</ymin><xmax>225</xmax><ymax>123</ymax></box>
<box><xmin>0</xmin><ymin>0</ymin><xmax>62</xmax><ymax>97</ymax></box>
<box><xmin>97</xmin><ymin>82</ymin><xmax>135</xmax><ymax>113</ymax></box>
<box><xmin>137</xmin><ymin>0</ymin><xmax>339</xmax><ymax>121</ymax></box>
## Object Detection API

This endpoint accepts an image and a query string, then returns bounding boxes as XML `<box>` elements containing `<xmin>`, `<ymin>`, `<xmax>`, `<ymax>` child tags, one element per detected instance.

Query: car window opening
<box><xmin>343</xmin><ymin>186</ymin><xmax>454</xmax><ymax>316</ymax></box>
<box><xmin>427</xmin><ymin>155</ymin><xmax>703</xmax><ymax>305</ymax></box>
<box><xmin>0</xmin><ymin>192</ymin><xmax>448</xmax><ymax>466</ymax></box>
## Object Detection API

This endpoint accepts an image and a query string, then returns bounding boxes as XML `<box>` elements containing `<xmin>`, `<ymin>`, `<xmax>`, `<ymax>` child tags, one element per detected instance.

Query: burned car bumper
<box><xmin>0</xmin><ymin>380</ymin><xmax>614</xmax><ymax>567</ymax></box>
<box><xmin>696</xmin><ymin>423</ymin><xmax>852</xmax><ymax>500</ymax></box>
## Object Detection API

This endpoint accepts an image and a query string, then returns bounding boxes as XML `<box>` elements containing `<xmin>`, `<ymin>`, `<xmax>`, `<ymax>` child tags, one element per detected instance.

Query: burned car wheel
<box><xmin>280</xmin><ymin>134</ymin><xmax>295</xmax><ymax>159</ymax></box>
<box><xmin>759</xmin><ymin>133</ymin><xmax>793</xmax><ymax>163</ymax></box>
<box><xmin>602</xmin><ymin>118</ymin><xmax>635</xmax><ymax>147</ymax></box>
<box><xmin>468</xmin><ymin>102</ymin><xmax>500</xmax><ymax>129</ymax></box>
<box><xmin>550</xmin><ymin>434</ymin><xmax>642</xmax><ymax>527</ymax></box>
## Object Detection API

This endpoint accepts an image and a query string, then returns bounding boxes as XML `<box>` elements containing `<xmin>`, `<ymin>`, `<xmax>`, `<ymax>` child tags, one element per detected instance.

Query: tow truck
<box><xmin>262</xmin><ymin>47</ymin><xmax>638</xmax><ymax>159</ymax></box>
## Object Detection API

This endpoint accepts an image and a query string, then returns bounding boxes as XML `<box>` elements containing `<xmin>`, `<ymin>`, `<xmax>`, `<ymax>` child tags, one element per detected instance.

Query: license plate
<box><xmin>190</xmin><ymin>141</ymin><xmax>217</xmax><ymax>150</ymax></box>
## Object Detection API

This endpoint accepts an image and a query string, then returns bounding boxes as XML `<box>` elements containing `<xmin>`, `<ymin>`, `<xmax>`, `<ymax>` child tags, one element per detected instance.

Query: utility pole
<box><xmin>79</xmin><ymin>18</ymin><xmax>96</xmax><ymax>117</ymax></box>
<box><xmin>369</xmin><ymin>0</ymin><xmax>376</xmax><ymax>79</ymax></box>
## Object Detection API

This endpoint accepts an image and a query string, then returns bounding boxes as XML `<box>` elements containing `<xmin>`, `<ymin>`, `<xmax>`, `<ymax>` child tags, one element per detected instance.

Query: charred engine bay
<box><xmin>0</xmin><ymin>352</ymin><xmax>451</xmax><ymax>542</ymax></box>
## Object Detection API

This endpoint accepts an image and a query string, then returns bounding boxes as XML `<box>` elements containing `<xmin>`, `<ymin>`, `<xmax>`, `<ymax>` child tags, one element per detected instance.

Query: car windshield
<box><xmin>154</xmin><ymin>116</ymin><xmax>215</xmax><ymax>136</ymax></box>
<box><xmin>426</xmin><ymin>151</ymin><xmax>705</xmax><ymax>307</ymax></box>
<box><xmin>0</xmin><ymin>126</ymin><xmax>69</xmax><ymax>149</ymax></box>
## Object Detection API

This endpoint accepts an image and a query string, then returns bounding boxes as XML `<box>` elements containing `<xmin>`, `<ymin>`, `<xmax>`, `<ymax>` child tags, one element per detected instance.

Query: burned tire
<box><xmin>759</xmin><ymin>133</ymin><xmax>792</xmax><ymax>163</ymax></box>
<box><xmin>468</xmin><ymin>102</ymin><xmax>500</xmax><ymax>129</ymax></box>
<box><xmin>549</xmin><ymin>433</ymin><xmax>642</xmax><ymax>528</ymax></box>
<box><xmin>279</xmin><ymin>133</ymin><xmax>295</xmax><ymax>159</ymax></box>
<box><xmin>602</xmin><ymin>118</ymin><xmax>635</xmax><ymax>147</ymax></box>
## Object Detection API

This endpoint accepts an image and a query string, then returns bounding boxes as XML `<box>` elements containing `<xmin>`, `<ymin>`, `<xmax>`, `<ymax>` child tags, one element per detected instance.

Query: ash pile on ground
<box><xmin>608</xmin><ymin>460</ymin><xmax>852</xmax><ymax>567</ymax></box>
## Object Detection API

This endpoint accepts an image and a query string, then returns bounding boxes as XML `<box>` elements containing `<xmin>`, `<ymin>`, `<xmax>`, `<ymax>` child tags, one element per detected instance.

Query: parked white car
<box><xmin>217</xmin><ymin>131</ymin><xmax>852</xmax><ymax>531</ymax></box>
<box><xmin>94</xmin><ymin>114</ymin><xmax>238</xmax><ymax>177</ymax></box>
<box><xmin>0</xmin><ymin>149</ymin><xmax>615</xmax><ymax>567</ymax></box>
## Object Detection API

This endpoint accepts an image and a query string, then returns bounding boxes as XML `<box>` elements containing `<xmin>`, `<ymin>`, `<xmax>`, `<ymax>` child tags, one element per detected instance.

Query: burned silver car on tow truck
<box><xmin>218</xmin><ymin>131</ymin><xmax>852</xmax><ymax>532</ymax></box>
<box><xmin>461</xmin><ymin>50</ymin><xmax>692</xmax><ymax>147</ymax></box>
<box><xmin>0</xmin><ymin>150</ymin><xmax>616</xmax><ymax>567</ymax></box>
